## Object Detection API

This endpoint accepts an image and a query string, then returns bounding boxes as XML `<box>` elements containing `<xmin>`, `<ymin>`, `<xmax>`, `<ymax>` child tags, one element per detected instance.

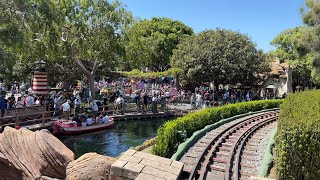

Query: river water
<box><xmin>59</xmin><ymin>118</ymin><xmax>168</xmax><ymax>158</ymax></box>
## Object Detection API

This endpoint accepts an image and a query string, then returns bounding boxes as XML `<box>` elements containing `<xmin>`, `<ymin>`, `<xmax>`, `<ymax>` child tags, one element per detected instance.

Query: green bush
<box><xmin>153</xmin><ymin>99</ymin><xmax>282</xmax><ymax>157</ymax></box>
<box><xmin>123</xmin><ymin>68</ymin><xmax>182</xmax><ymax>78</ymax></box>
<box><xmin>276</xmin><ymin>90</ymin><xmax>320</xmax><ymax>180</ymax></box>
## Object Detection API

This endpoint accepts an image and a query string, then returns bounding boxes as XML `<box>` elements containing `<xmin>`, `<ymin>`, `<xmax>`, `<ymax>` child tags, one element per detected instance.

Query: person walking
<box><xmin>151</xmin><ymin>94</ymin><xmax>158</xmax><ymax>113</ymax></box>
<box><xmin>53</xmin><ymin>96</ymin><xmax>61</xmax><ymax>117</ymax></box>
<box><xmin>91</xmin><ymin>101</ymin><xmax>99</xmax><ymax>119</ymax></box>
<box><xmin>246</xmin><ymin>92</ymin><xmax>251</xmax><ymax>102</ymax></box>
<box><xmin>15</xmin><ymin>97</ymin><xmax>24</xmax><ymax>108</ymax></box>
<box><xmin>190</xmin><ymin>93</ymin><xmax>196</xmax><ymax>109</ymax></box>
<box><xmin>143</xmin><ymin>93</ymin><xmax>148</xmax><ymax>113</ymax></box>
<box><xmin>61</xmin><ymin>100</ymin><xmax>71</xmax><ymax>120</ymax></box>
<box><xmin>134</xmin><ymin>92</ymin><xmax>141</xmax><ymax>112</ymax></box>
<box><xmin>74</xmin><ymin>96</ymin><xmax>81</xmax><ymax>115</ymax></box>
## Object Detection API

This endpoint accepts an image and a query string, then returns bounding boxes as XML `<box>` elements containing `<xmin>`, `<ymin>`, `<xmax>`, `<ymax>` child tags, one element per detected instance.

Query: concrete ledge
<box><xmin>111</xmin><ymin>149</ymin><xmax>183</xmax><ymax>180</ymax></box>
<box><xmin>258</xmin><ymin>129</ymin><xmax>277</xmax><ymax>177</ymax></box>
<box><xmin>136</xmin><ymin>173</ymin><xmax>164</xmax><ymax>180</ymax></box>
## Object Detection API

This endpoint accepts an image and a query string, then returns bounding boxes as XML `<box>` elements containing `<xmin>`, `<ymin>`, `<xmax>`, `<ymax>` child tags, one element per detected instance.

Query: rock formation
<box><xmin>66</xmin><ymin>153</ymin><xmax>116</xmax><ymax>180</ymax></box>
<box><xmin>0</xmin><ymin>127</ymin><xmax>74</xmax><ymax>179</ymax></box>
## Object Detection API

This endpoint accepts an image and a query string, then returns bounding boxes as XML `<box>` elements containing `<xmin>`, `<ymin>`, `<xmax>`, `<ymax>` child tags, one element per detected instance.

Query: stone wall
<box><xmin>111</xmin><ymin>149</ymin><xmax>184</xmax><ymax>180</ymax></box>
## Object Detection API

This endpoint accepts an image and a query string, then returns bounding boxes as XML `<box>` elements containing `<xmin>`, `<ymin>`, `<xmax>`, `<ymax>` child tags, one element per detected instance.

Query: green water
<box><xmin>59</xmin><ymin>118</ymin><xmax>169</xmax><ymax>158</ymax></box>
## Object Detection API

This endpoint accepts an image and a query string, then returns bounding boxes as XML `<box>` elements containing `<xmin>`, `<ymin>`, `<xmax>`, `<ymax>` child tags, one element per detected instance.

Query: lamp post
<box><xmin>35</xmin><ymin>59</ymin><xmax>46</xmax><ymax>72</ymax></box>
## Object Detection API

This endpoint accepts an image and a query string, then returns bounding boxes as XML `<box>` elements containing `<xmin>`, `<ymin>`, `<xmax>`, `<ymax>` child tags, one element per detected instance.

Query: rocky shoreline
<box><xmin>0</xmin><ymin>127</ymin><xmax>116</xmax><ymax>180</ymax></box>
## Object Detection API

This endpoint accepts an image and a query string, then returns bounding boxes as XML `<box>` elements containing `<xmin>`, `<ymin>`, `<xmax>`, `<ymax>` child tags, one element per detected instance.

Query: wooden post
<box><xmin>42</xmin><ymin>112</ymin><xmax>45</xmax><ymax>127</ymax></box>
<box><xmin>15</xmin><ymin>114</ymin><xmax>19</xmax><ymax>128</ymax></box>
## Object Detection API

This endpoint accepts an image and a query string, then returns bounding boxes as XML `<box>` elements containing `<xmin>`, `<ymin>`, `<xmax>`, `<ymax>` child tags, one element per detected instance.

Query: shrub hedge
<box><xmin>276</xmin><ymin>90</ymin><xmax>320</xmax><ymax>180</ymax></box>
<box><xmin>153</xmin><ymin>99</ymin><xmax>282</xmax><ymax>157</ymax></box>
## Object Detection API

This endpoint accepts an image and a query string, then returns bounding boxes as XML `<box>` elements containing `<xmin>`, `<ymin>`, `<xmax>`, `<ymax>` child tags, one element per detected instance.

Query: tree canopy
<box><xmin>0</xmin><ymin>0</ymin><xmax>132</xmax><ymax>99</ymax></box>
<box><xmin>171</xmin><ymin>29</ymin><xmax>266</xmax><ymax>87</ymax></box>
<box><xmin>123</xmin><ymin>68</ymin><xmax>182</xmax><ymax>78</ymax></box>
<box><xmin>271</xmin><ymin>26</ymin><xmax>320</xmax><ymax>86</ymax></box>
<box><xmin>300</xmin><ymin>0</ymin><xmax>320</xmax><ymax>82</ymax></box>
<box><xmin>124</xmin><ymin>17</ymin><xmax>193</xmax><ymax>71</ymax></box>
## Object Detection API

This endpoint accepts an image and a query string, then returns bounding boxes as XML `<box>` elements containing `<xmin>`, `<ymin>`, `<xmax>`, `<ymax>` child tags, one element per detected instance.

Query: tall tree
<box><xmin>52</xmin><ymin>0</ymin><xmax>132</xmax><ymax>100</ymax></box>
<box><xmin>171</xmin><ymin>29</ymin><xmax>265</xmax><ymax>88</ymax></box>
<box><xmin>271</xmin><ymin>26</ymin><xmax>319</xmax><ymax>88</ymax></box>
<box><xmin>0</xmin><ymin>0</ymin><xmax>30</xmax><ymax>82</ymax></box>
<box><xmin>124</xmin><ymin>17</ymin><xmax>193</xmax><ymax>71</ymax></box>
<box><xmin>301</xmin><ymin>0</ymin><xmax>320</xmax><ymax>81</ymax></box>
<box><xmin>0</xmin><ymin>0</ymin><xmax>132</xmax><ymax>100</ymax></box>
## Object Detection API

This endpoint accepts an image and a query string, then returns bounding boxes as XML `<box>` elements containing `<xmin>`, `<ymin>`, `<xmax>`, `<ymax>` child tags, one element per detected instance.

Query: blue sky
<box><xmin>121</xmin><ymin>0</ymin><xmax>305</xmax><ymax>52</ymax></box>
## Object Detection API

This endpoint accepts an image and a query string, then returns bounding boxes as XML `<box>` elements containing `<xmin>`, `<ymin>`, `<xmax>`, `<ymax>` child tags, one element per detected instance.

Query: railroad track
<box><xmin>185</xmin><ymin>110</ymin><xmax>279</xmax><ymax>180</ymax></box>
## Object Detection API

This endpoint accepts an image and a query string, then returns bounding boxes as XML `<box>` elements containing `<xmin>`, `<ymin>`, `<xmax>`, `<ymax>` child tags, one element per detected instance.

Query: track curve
<box><xmin>185</xmin><ymin>110</ymin><xmax>279</xmax><ymax>180</ymax></box>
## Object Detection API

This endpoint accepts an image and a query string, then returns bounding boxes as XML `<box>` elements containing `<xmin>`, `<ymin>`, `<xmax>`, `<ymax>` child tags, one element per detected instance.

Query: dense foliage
<box><xmin>0</xmin><ymin>0</ymin><xmax>132</xmax><ymax>98</ymax></box>
<box><xmin>271</xmin><ymin>26</ymin><xmax>320</xmax><ymax>87</ymax></box>
<box><xmin>123</xmin><ymin>68</ymin><xmax>182</xmax><ymax>78</ymax></box>
<box><xmin>300</xmin><ymin>0</ymin><xmax>320</xmax><ymax>83</ymax></box>
<box><xmin>124</xmin><ymin>17</ymin><xmax>193</xmax><ymax>71</ymax></box>
<box><xmin>153</xmin><ymin>99</ymin><xmax>282</xmax><ymax>157</ymax></box>
<box><xmin>276</xmin><ymin>90</ymin><xmax>320</xmax><ymax>179</ymax></box>
<box><xmin>171</xmin><ymin>29</ymin><xmax>267</xmax><ymax>88</ymax></box>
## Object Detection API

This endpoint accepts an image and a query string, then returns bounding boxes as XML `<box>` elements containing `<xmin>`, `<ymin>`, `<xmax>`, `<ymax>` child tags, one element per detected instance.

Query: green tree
<box><xmin>124</xmin><ymin>17</ymin><xmax>193</xmax><ymax>71</ymax></box>
<box><xmin>301</xmin><ymin>0</ymin><xmax>320</xmax><ymax>82</ymax></box>
<box><xmin>51</xmin><ymin>0</ymin><xmax>132</xmax><ymax>100</ymax></box>
<box><xmin>0</xmin><ymin>0</ymin><xmax>30</xmax><ymax>82</ymax></box>
<box><xmin>171</xmin><ymin>29</ymin><xmax>265</xmax><ymax>88</ymax></box>
<box><xmin>0</xmin><ymin>0</ymin><xmax>132</xmax><ymax>100</ymax></box>
<box><xmin>271</xmin><ymin>26</ymin><xmax>319</xmax><ymax>88</ymax></box>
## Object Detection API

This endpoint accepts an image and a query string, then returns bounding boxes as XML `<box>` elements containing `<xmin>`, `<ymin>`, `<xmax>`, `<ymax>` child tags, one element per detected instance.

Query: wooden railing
<box><xmin>4</xmin><ymin>106</ymin><xmax>46</xmax><ymax>117</ymax></box>
<box><xmin>0</xmin><ymin>106</ymin><xmax>50</xmax><ymax>127</ymax></box>
<box><xmin>0</xmin><ymin>102</ymin><xmax>170</xmax><ymax>131</ymax></box>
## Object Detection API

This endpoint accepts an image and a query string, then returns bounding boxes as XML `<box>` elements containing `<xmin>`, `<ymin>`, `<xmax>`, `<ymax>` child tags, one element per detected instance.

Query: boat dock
<box><xmin>23</xmin><ymin>111</ymin><xmax>176</xmax><ymax>131</ymax></box>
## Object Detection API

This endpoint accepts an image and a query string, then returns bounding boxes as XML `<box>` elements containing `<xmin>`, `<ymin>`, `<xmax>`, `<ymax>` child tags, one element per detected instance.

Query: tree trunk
<box><xmin>174</xmin><ymin>74</ymin><xmax>180</xmax><ymax>91</ymax></box>
<box><xmin>75</xmin><ymin>60</ymin><xmax>98</xmax><ymax>101</ymax></box>
<box><xmin>88</xmin><ymin>75</ymin><xmax>95</xmax><ymax>101</ymax></box>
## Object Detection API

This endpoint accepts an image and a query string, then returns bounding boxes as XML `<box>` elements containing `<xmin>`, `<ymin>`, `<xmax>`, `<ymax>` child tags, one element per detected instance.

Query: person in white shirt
<box><xmin>91</xmin><ymin>101</ymin><xmax>99</xmax><ymax>118</ymax></box>
<box><xmin>35</xmin><ymin>99</ymin><xmax>41</xmax><ymax>106</ymax></box>
<box><xmin>86</xmin><ymin>115</ymin><xmax>94</xmax><ymax>126</ymax></box>
<box><xmin>196</xmin><ymin>93</ymin><xmax>202</xmax><ymax>109</ymax></box>
<box><xmin>15</xmin><ymin>97</ymin><xmax>24</xmax><ymax>108</ymax></box>
<box><xmin>103</xmin><ymin>114</ymin><xmax>110</xmax><ymax>124</ymax></box>
<box><xmin>53</xmin><ymin>96</ymin><xmax>61</xmax><ymax>116</ymax></box>
<box><xmin>115</xmin><ymin>95</ymin><xmax>124</xmax><ymax>114</ymax></box>
<box><xmin>151</xmin><ymin>94</ymin><xmax>158</xmax><ymax>113</ymax></box>
<box><xmin>96</xmin><ymin>114</ymin><xmax>104</xmax><ymax>124</ymax></box>
<box><xmin>81</xmin><ymin>121</ymin><xmax>87</xmax><ymax>127</ymax></box>
<box><xmin>61</xmin><ymin>100</ymin><xmax>71</xmax><ymax>120</ymax></box>
<box><xmin>74</xmin><ymin>96</ymin><xmax>81</xmax><ymax>115</ymax></box>
<box><xmin>246</xmin><ymin>92</ymin><xmax>251</xmax><ymax>102</ymax></box>
<box><xmin>25</xmin><ymin>95</ymin><xmax>35</xmax><ymax>107</ymax></box>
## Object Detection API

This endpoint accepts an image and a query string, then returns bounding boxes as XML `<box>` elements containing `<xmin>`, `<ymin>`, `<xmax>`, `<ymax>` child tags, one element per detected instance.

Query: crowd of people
<box><xmin>72</xmin><ymin>113</ymin><xmax>110</xmax><ymax>127</ymax></box>
<box><xmin>0</xmin><ymin>77</ymin><xmax>283</xmax><ymax>119</ymax></box>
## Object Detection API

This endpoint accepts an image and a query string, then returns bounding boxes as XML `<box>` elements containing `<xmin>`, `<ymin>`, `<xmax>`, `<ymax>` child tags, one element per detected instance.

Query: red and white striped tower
<box><xmin>32</xmin><ymin>71</ymin><xmax>48</xmax><ymax>94</ymax></box>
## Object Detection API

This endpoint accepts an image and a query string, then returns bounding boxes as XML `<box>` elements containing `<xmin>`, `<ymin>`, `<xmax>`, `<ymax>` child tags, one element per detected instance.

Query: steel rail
<box><xmin>226</xmin><ymin>116</ymin><xmax>278</xmax><ymax>180</ymax></box>
<box><xmin>188</xmin><ymin>110</ymin><xmax>278</xmax><ymax>180</ymax></box>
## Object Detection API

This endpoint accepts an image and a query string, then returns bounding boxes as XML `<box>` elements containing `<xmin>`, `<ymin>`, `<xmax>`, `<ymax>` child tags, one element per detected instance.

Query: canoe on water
<box><xmin>52</xmin><ymin>119</ymin><xmax>115</xmax><ymax>135</ymax></box>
